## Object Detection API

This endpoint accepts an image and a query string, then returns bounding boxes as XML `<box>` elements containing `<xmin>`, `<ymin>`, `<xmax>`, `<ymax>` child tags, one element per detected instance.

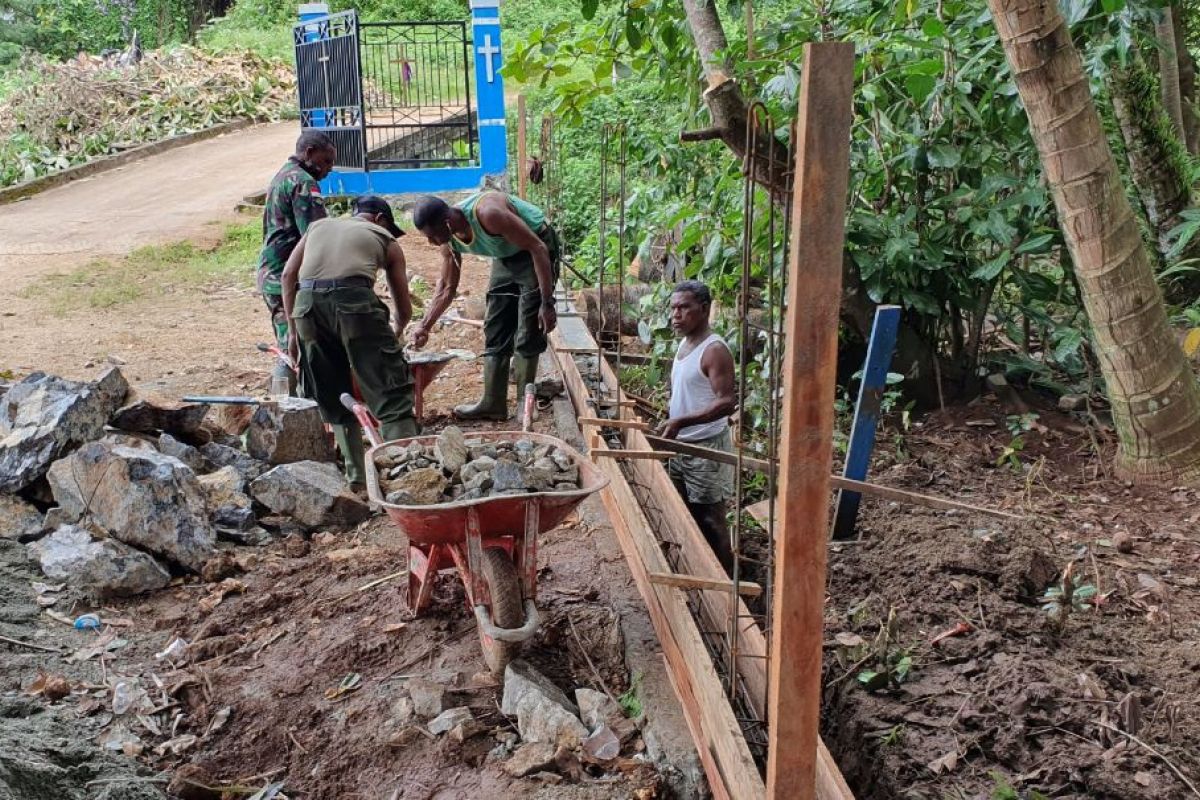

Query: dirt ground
<box><xmin>821</xmin><ymin>401</ymin><xmax>1200</xmax><ymax>800</ymax></box>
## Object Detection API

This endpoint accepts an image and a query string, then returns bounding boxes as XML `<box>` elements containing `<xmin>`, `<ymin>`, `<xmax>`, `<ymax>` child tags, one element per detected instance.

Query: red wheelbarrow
<box><xmin>340</xmin><ymin>394</ymin><xmax>609</xmax><ymax>673</ymax></box>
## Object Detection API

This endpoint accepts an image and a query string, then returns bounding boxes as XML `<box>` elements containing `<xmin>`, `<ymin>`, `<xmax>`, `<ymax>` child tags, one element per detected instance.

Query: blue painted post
<box><xmin>469</xmin><ymin>0</ymin><xmax>508</xmax><ymax>180</ymax></box>
<box><xmin>298</xmin><ymin>3</ymin><xmax>330</xmax><ymax>129</ymax></box>
<box><xmin>830</xmin><ymin>304</ymin><xmax>901</xmax><ymax>540</ymax></box>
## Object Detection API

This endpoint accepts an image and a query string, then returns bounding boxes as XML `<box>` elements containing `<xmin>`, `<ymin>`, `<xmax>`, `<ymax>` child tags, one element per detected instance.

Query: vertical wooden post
<box><xmin>517</xmin><ymin>94</ymin><xmax>528</xmax><ymax>200</ymax></box>
<box><xmin>745</xmin><ymin>0</ymin><xmax>755</xmax><ymax>60</ymax></box>
<box><xmin>766</xmin><ymin>42</ymin><xmax>855</xmax><ymax>800</ymax></box>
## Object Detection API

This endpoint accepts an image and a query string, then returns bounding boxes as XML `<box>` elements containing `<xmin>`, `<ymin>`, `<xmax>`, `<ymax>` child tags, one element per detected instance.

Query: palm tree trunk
<box><xmin>1158</xmin><ymin>6</ymin><xmax>1188</xmax><ymax>142</ymax></box>
<box><xmin>989</xmin><ymin>0</ymin><xmax>1200</xmax><ymax>484</ymax></box>
<box><xmin>1109</xmin><ymin>57</ymin><xmax>1199</xmax><ymax>303</ymax></box>
<box><xmin>1172</xmin><ymin>3</ymin><xmax>1200</xmax><ymax>154</ymax></box>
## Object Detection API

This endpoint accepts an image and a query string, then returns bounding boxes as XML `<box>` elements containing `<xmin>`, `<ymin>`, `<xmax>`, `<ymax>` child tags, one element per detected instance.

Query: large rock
<box><xmin>384</xmin><ymin>467</ymin><xmax>448</xmax><ymax>505</ymax></box>
<box><xmin>199</xmin><ymin>443</ymin><xmax>269</xmax><ymax>483</ymax></box>
<box><xmin>29</xmin><ymin>525</ymin><xmax>170</xmax><ymax>597</ymax></box>
<box><xmin>199</xmin><ymin>467</ymin><xmax>255</xmax><ymax>531</ymax></box>
<box><xmin>246</xmin><ymin>398</ymin><xmax>334</xmax><ymax>465</ymax></box>
<box><xmin>110</xmin><ymin>394</ymin><xmax>210</xmax><ymax>438</ymax></box>
<box><xmin>46</xmin><ymin>441</ymin><xmax>216</xmax><ymax>572</ymax></box>
<box><xmin>157</xmin><ymin>433</ymin><xmax>209</xmax><ymax>473</ymax></box>
<box><xmin>250</xmin><ymin>461</ymin><xmax>369</xmax><ymax>529</ymax></box>
<box><xmin>501</xmin><ymin>660</ymin><xmax>588</xmax><ymax>747</ymax></box>
<box><xmin>504</xmin><ymin>742</ymin><xmax>558</xmax><ymax>778</ymax></box>
<box><xmin>0</xmin><ymin>368</ymin><xmax>128</xmax><ymax>493</ymax></box>
<box><xmin>434</xmin><ymin>426</ymin><xmax>468</xmax><ymax>473</ymax></box>
<box><xmin>0</xmin><ymin>493</ymin><xmax>43</xmax><ymax>542</ymax></box>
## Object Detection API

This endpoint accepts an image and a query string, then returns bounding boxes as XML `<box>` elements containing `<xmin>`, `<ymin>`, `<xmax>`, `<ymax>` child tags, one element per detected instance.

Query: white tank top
<box><xmin>669</xmin><ymin>333</ymin><xmax>730</xmax><ymax>442</ymax></box>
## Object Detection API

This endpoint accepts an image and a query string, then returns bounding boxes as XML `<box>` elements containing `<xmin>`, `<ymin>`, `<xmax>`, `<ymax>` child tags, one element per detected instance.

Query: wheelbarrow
<box><xmin>340</xmin><ymin>393</ymin><xmax>609</xmax><ymax>673</ymax></box>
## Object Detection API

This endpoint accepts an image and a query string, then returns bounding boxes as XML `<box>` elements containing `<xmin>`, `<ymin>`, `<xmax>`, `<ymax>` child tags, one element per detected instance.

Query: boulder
<box><xmin>501</xmin><ymin>660</ymin><xmax>588</xmax><ymax>747</ymax></box>
<box><xmin>0</xmin><ymin>493</ymin><xmax>43</xmax><ymax>542</ymax></box>
<box><xmin>199</xmin><ymin>467</ymin><xmax>255</xmax><ymax>531</ymax></box>
<box><xmin>504</xmin><ymin>743</ymin><xmax>558</xmax><ymax>778</ymax></box>
<box><xmin>250</xmin><ymin>461</ymin><xmax>369</xmax><ymax>529</ymax></box>
<box><xmin>581</xmin><ymin>725</ymin><xmax>620</xmax><ymax>761</ymax></box>
<box><xmin>111</xmin><ymin>394</ymin><xmax>210</xmax><ymax>438</ymax></box>
<box><xmin>157</xmin><ymin>433</ymin><xmax>209</xmax><ymax>473</ymax></box>
<box><xmin>29</xmin><ymin>525</ymin><xmax>170</xmax><ymax>597</ymax></box>
<box><xmin>46</xmin><ymin>441</ymin><xmax>216</xmax><ymax>572</ymax></box>
<box><xmin>434</xmin><ymin>426</ymin><xmax>469</xmax><ymax>473</ymax></box>
<box><xmin>199</xmin><ymin>443</ymin><xmax>269</xmax><ymax>483</ymax></box>
<box><xmin>0</xmin><ymin>368</ymin><xmax>128</xmax><ymax>492</ymax></box>
<box><xmin>246</xmin><ymin>398</ymin><xmax>334</xmax><ymax>465</ymax></box>
<box><xmin>384</xmin><ymin>467</ymin><xmax>448</xmax><ymax>505</ymax></box>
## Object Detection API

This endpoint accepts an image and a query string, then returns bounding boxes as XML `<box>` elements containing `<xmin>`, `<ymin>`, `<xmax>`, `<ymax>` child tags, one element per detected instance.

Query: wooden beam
<box><xmin>648</xmin><ymin>435</ymin><xmax>1021</xmax><ymax>522</ymax></box>
<box><xmin>591</xmin><ymin>450</ymin><xmax>674</xmax><ymax>461</ymax></box>
<box><xmin>517</xmin><ymin>94</ymin><xmax>528</xmax><ymax>200</ymax></box>
<box><xmin>649</xmin><ymin>571</ymin><xmax>764</xmax><ymax>598</ymax></box>
<box><xmin>767</xmin><ymin>42</ymin><xmax>855</xmax><ymax>800</ymax></box>
<box><xmin>552</xmin><ymin>302</ymin><xmax>854</xmax><ymax>800</ymax></box>
<box><xmin>578</xmin><ymin>416</ymin><xmax>651</xmax><ymax>431</ymax></box>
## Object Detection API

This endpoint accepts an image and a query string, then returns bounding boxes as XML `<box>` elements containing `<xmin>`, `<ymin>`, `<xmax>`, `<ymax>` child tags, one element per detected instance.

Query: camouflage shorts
<box><xmin>668</xmin><ymin>427</ymin><xmax>734</xmax><ymax>505</ymax></box>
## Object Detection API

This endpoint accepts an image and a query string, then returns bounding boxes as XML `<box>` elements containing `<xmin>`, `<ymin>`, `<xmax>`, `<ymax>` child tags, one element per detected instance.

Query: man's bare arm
<box><xmin>410</xmin><ymin>244</ymin><xmax>461</xmax><ymax>347</ymax></box>
<box><xmin>383</xmin><ymin>240</ymin><xmax>411</xmax><ymax>333</ymax></box>
<box><xmin>281</xmin><ymin>236</ymin><xmax>306</xmax><ymax>360</ymax></box>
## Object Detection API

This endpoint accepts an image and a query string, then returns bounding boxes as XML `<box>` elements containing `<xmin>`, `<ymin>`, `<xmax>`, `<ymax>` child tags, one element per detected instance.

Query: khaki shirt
<box><xmin>299</xmin><ymin>217</ymin><xmax>394</xmax><ymax>282</ymax></box>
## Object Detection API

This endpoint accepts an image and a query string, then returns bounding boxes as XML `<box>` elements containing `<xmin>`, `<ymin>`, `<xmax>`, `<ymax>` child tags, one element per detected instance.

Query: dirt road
<box><xmin>0</xmin><ymin>122</ymin><xmax>298</xmax><ymax>290</ymax></box>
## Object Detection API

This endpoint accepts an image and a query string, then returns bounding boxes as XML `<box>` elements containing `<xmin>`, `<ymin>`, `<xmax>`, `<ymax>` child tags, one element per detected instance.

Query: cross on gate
<box><xmin>477</xmin><ymin>34</ymin><xmax>499</xmax><ymax>83</ymax></box>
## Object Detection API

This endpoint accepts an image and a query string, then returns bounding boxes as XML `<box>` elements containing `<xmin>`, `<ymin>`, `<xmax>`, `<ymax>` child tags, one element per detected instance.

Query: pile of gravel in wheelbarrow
<box><xmin>374</xmin><ymin>427</ymin><xmax>582</xmax><ymax>505</ymax></box>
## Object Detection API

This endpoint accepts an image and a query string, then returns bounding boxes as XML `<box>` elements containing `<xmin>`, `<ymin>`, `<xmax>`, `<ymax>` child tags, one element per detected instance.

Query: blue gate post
<box><xmin>830</xmin><ymin>304</ymin><xmax>901</xmax><ymax>540</ymax></box>
<box><xmin>298</xmin><ymin>3</ymin><xmax>330</xmax><ymax>128</ymax></box>
<box><xmin>469</xmin><ymin>0</ymin><xmax>508</xmax><ymax>180</ymax></box>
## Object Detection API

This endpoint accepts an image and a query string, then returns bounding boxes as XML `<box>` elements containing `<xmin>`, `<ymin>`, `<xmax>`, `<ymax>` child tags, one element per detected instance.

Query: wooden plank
<box><xmin>767</xmin><ymin>42</ymin><xmax>855</xmax><ymax>800</ymax></box>
<box><xmin>578</xmin><ymin>416</ymin><xmax>651</xmax><ymax>431</ymax></box>
<box><xmin>591</xmin><ymin>450</ymin><xmax>674</xmax><ymax>461</ymax></box>
<box><xmin>553</xmin><ymin>297</ymin><xmax>854</xmax><ymax>800</ymax></box>
<box><xmin>648</xmin><ymin>571</ymin><xmax>764</xmax><ymax>597</ymax></box>
<box><xmin>647</xmin><ymin>435</ymin><xmax>1021</xmax><ymax>521</ymax></box>
<box><xmin>517</xmin><ymin>94</ymin><xmax>528</xmax><ymax>200</ymax></box>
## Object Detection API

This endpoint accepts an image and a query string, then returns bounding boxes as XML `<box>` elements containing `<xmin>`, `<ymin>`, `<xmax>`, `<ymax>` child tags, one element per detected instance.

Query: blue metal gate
<box><xmin>293</xmin><ymin>10</ymin><xmax>366</xmax><ymax>170</ymax></box>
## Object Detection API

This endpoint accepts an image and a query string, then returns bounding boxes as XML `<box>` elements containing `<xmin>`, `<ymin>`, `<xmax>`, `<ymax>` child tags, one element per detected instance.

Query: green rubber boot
<box><xmin>381</xmin><ymin>417</ymin><xmax>420</xmax><ymax>441</ymax></box>
<box><xmin>454</xmin><ymin>356</ymin><xmax>511</xmax><ymax>421</ymax></box>
<box><xmin>511</xmin><ymin>354</ymin><xmax>539</xmax><ymax>400</ymax></box>
<box><xmin>331</xmin><ymin>423</ymin><xmax>366</xmax><ymax>487</ymax></box>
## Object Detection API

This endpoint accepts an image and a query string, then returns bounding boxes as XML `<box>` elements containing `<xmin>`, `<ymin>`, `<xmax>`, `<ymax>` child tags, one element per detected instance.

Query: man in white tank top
<box><xmin>656</xmin><ymin>281</ymin><xmax>736</xmax><ymax>573</ymax></box>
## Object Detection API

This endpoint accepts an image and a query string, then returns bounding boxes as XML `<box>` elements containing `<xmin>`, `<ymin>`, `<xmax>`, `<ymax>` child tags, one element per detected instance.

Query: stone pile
<box><xmin>375</xmin><ymin>427</ymin><xmax>582</xmax><ymax>506</ymax></box>
<box><xmin>0</xmin><ymin>368</ymin><xmax>367</xmax><ymax>598</ymax></box>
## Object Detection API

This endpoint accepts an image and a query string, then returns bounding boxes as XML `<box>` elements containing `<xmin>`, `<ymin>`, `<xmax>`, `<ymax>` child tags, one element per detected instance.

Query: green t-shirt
<box><xmin>449</xmin><ymin>191</ymin><xmax>546</xmax><ymax>259</ymax></box>
<box><xmin>298</xmin><ymin>217</ymin><xmax>394</xmax><ymax>282</ymax></box>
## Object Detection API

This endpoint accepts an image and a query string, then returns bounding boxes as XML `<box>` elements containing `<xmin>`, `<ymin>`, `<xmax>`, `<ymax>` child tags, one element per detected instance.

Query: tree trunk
<box><xmin>1157</xmin><ymin>7</ymin><xmax>1188</xmax><ymax>143</ymax></box>
<box><xmin>989</xmin><ymin>0</ymin><xmax>1200</xmax><ymax>484</ymax></box>
<box><xmin>1172</xmin><ymin>3</ymin><xmax>1200</xmax><ymax>154</ymax></box>
<box><xmin>1109</xmin><ymin>57</ymin><xmax>1200</xmax><ymax>303</ymax></box>
<box><xmin>679</xmin><ymin>0</ymin><xmax>790</xmax><ymax>194</ymax></box>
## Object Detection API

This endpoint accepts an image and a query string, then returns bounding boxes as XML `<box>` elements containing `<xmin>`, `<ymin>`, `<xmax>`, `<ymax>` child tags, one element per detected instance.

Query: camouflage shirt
<box><xmin>257</xmin><ymin>157</ymin><xmax>327</xmax><ymax>294</ymax></box>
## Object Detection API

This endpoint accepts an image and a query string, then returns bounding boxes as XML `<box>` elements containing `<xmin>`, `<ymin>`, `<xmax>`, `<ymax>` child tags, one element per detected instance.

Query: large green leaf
<box><xmin>904</xmin><ymin>74</ymin><xmax>936</xmax><ymax>105</ymax></box>
<box><xmin>926</xmin><ymin>144</ymin><xmax>960</xmax><ymax>169</ymax></box>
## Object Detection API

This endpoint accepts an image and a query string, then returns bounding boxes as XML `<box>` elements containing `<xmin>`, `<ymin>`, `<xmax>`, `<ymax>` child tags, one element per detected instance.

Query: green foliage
<box><xmin>617</xmin><ymin>674</ymin><xmax>643</xmax><ymax>719</ymax></box>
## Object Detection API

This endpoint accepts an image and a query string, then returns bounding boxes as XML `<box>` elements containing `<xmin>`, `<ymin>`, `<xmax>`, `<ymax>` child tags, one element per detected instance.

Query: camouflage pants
<box><xmin>257</xmin><ymin>265</ymin><xmax>289</xmax><ymax>353</ymax></box>
<box><xmin>668</xmin><ymin>427</ymin><xmax>734</xmax><ymax>505</ymax></box>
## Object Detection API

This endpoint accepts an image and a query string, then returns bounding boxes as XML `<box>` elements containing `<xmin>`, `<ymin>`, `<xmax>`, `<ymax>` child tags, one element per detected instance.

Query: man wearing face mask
<box><xmin>281</xmin><ymin>196</ymin><xmax>417</xmax><ymax>487</ymax></box>
<box><xmin>257</xmin><ymin>131</ymin><xmax>337</xmax><ymax>387</ymax></box>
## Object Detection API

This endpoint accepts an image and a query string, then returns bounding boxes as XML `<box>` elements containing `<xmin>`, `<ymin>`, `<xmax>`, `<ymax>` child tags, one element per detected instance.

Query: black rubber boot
<box><xmin>454</xmin><ymin>356</ymin><xmax>511</xmax><ymax>421</ymax></box>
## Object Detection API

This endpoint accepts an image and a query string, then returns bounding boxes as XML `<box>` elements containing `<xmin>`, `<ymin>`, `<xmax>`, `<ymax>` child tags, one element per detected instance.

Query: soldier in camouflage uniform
<box><xmin>257</xmin><ymin>131</ymin><xmax>337</xmax><ymax>382</ymax></box>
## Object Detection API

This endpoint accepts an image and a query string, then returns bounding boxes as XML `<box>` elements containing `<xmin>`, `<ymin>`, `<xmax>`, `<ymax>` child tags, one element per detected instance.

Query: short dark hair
<box><xmin>672</xmin><ymin>280</ymin><xmax>712</xmax><ymax>308</ymax></box>
<box><xmin>412</xmin><ymin>196</ymin><xmax>452</xmax><ymax>230</ymax></box>
<box><xmin>295</xmin><ymin>130</ymin><xmax>335</xmax><ymax>155</ymax></box>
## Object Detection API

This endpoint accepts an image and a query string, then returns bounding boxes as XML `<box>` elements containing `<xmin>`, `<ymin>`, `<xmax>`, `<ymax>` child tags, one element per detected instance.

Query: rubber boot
<box><xmin>331</xmin><ymin>423</ymin><xmax>366</xmax><ymax>487</ymax></box>
<box><xmin>381</xmin><ymin>417</ymin><xmax>420</xmax><ymax>441</ymax></box>
<box><xmin>454</xmin><ymin>356</ymin><xmax>510</xmax><ymax>421</ymax></box>
<box><xmin>511</xmin><ymin>354</ymin><xmax>539</xmax><ymax>425</ymax></box>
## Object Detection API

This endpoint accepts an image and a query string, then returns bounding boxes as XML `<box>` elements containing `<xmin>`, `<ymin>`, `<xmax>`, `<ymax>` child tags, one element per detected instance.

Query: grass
<box><xmin>21</xmin><ymin>220</ymin><xmax>260</xmax><ymax>316</ymax></box>
<box><xmin>617</xmin><ymin>673</ymin><xmax>643</xmax><ymax>719</ymax></box>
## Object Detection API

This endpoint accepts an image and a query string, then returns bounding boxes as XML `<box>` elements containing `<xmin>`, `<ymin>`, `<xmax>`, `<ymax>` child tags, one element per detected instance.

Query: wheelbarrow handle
<box><xmin>339</xmin><ymin>393</ymin><xmax>385</xmax><ymax>448</ymax></box>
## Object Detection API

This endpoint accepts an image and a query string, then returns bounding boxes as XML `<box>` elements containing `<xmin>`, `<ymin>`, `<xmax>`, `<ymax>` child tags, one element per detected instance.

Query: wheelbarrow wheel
<box><xmin>478</xmin><ymin>547</ymin><xmax>523</xmax><ymax>675</ymax></box>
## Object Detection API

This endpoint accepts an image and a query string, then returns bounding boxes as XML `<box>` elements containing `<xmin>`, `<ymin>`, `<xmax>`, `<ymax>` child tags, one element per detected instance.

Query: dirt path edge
<box><xmin>0</xmin><ymin>119</ymin><xmax>258</xmax><ymax>206</ymax></box>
